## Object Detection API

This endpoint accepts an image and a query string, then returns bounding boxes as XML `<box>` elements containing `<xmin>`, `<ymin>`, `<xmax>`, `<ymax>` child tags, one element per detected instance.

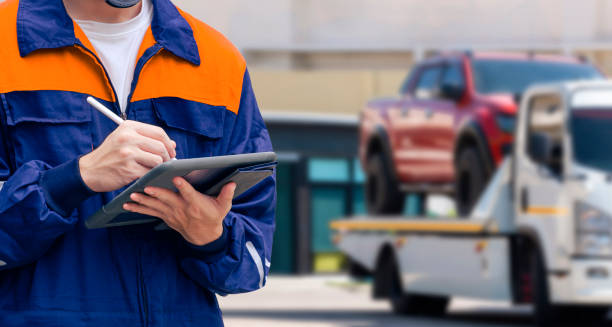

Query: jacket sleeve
<box><xmin>178</xmin><ymin>69</ymin><xmax>276</xmax><ymax>295</ymax></box>
<box><xmin>0</xmin><ymin>97</ymin><xmax>95</xmax><ymax>271</ymax></box>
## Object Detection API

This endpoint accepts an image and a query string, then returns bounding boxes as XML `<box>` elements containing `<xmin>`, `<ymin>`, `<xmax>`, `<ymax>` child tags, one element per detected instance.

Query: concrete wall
<box><xmin>250</xmin><ymin>69</ymin><xmax>408</xmax><ymax>114</ymax></box>
<box><xmin>173</xmin><ymin>0</ymin><xmax>612</xmax><ymax>116</ymax></box>
<box><xmin>175</xmin><ymin>0</ymin><xmax>612</xmax><ymax>52</ymax></box>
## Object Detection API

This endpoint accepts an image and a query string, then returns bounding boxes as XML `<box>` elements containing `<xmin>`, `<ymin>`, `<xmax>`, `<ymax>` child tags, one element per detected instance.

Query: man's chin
<box><xmin>105</xmin><ymin>0</ymin><xmax>141</xmax><ymax>9</ymax></box>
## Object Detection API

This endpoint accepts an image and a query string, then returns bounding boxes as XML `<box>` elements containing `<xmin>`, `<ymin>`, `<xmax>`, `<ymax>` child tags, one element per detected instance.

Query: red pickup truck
<box><xmin>360</xmin><ymin>52</ymin><xmax>603</xmax><ymax>215</ymax></box>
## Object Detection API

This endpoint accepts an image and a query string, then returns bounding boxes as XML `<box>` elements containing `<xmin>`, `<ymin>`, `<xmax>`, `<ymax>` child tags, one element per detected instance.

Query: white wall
<box><xmin>174</xmin><ymin>0</ymin><xmax>612</xmax><ymax>52</ymax></box>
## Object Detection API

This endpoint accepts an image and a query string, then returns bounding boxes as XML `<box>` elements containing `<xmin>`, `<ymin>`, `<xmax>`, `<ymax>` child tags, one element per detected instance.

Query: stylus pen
<box><xmin>86</xmin><ymin>96</ymin><xmax>125</xmax><ymax>125</ymax></box>
<box><xmin>86</xmin><ymin>96</ymin><xmax>177</xmax><ymax>160</ymax></box>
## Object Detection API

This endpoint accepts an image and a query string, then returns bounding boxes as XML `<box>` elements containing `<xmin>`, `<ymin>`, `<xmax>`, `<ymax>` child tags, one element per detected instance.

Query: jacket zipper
<box><xmin>75</xmin><ymin>42</ymin><xmax>162</xmax><ymax>122</ymax></box>
<box><xmin>74</xmin><ymin>42</ymin><xmax>123</xmax><ymax>118</ymax></box>
<box><xmin>74</xmin><ymin>41</ymin><xmax>162</xmax><ymax>326</ymax></box>
<box><xmin>125</xmin><ymin>44</ymin><xmax>163</xmax><ymax>110</ymax></box>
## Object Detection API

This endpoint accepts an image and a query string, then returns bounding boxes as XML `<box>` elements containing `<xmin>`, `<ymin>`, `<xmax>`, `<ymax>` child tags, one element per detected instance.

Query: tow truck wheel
<box><xmin>530</xmin><ymin>247</ymin><xmax>608</xmax><ymax>327</ymax></box>
<box><xmin>366</xmin><ymin>153</ymin><xmax>405</xmax><ymax>214</ymax></box>
<box><xmin>346</xmin><ymin>258</ymin><xmax>371</xmax><ymax>280</ymax></box>
<box><xmin>376</xmin><ymin>252</ymin><xmax>448</xmax><ymax>316</ymax></box>
<box><xmin>455</xmin><ymin>147</ymin><xmax>489</xmax><ymax>216</ymax></box>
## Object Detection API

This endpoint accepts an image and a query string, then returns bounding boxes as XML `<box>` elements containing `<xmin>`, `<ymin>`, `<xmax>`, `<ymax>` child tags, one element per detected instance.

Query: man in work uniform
<box><xmin>0</xmin><ymin>0</ymin><xmax>275</xmax><ymax>325</ymax></box>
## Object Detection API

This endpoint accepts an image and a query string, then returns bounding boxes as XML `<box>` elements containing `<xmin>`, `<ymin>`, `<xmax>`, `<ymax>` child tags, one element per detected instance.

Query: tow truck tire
<box><xmin>530</xmin><ymin>247</ymin><xmax>608</xmax><ymax>327</ymax></box>
<box><xmin>376</xmin><ymin>252</ymin><xmax>448</xmax><ymax>316</ymax></box>
<box><xmin>455</xmin><ymin>147</ymin><xmax>489</xmax><ymax>217</ymax></box>
<box><xmin>366</xmin><ymin>154</ymin><xmax>405</xmax><ymax>215</ymax></box>
<box><xmin>347</xmin><ymin>258</ymin><xmax>371</xmax><ymax>279</ymax></box>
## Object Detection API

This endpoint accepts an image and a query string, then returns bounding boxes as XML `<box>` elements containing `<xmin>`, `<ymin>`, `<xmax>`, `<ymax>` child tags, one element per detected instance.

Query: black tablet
<box><xmin>85</xmin><ymin>152</ymin><xmax>277</xmax><ymax>229</ymax></box>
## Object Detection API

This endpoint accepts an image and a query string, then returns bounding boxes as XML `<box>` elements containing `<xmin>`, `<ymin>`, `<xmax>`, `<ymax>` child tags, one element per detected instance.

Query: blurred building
<box><xmin>178</xmin><ymin>0</ymin><xmax>612</xmax><ymax>115</ymax></box>
<box><xmin>172</xmin><ymin>0</ymin><xmax>612</xmax><ymax>274</ymax></box>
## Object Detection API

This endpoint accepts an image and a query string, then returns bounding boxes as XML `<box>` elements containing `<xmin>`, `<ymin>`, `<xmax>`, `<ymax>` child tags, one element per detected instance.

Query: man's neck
<box><xmin>63</xmin><ymin>0</ymin><xmax>142</xmax><ymax>23</ymax></box>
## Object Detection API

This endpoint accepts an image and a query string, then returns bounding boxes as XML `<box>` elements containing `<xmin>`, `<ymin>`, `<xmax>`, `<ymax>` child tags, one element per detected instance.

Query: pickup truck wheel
<box><xmin>377</xmin><ymin>252</ymin><xmax>448</xmax><ymax>316</ymax></box>
<box><xmin>530</xmin><ymin>247</ymin><xmax>608</xmax><ymax>326</ymax></box>
<box><xmin>366</xmin><ymin>154</ymin><xmax>405</xmax><ymax>214</ymax></box>
<box><xmin>455</xmin><ymin>147</ymin><xmax>489</xmax><ymax>216</ymax></box>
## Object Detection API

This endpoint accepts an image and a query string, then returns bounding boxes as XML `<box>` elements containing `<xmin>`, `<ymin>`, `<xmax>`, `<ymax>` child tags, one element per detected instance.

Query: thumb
<box><xmin>216</xmin><ymin>182</ymin><xmax>236</xmax><ymax>211</ymax></box>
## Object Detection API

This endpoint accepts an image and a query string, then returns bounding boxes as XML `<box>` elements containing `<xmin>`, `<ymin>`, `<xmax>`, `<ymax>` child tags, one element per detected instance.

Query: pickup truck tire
<box><xmin>366</xmin><ymin>154</ymin><xmax>405</xmax><ymax>214</ymax></box>
<box><xmin>377</xmin><ymin>252</ymin><xmax>448</xmax><ymax>316</ymax></box>
<box><xmin>530</xmin><ymin>247</ymin><xmax>608</xmax><ymax>327</ymax></box>
<box><xmin>455</xmin><ymin>147</ymin><xmax>489</xmax><ymax>216</ymax></box>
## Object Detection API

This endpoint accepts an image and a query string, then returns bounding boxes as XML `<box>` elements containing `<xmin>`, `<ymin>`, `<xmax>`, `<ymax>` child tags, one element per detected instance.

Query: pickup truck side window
<box><xmin>414</xmin><ymin>66</ymin><xmax>443</xmax><ymax>100</ymax></box>
<box><xmin>441</xmin><ymin>64</ymin><xmax>465</xmax><ymax>90</ymax></box>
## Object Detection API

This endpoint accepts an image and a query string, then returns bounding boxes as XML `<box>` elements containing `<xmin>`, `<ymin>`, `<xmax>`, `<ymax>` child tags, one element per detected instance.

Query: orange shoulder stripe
<box><xmin>0</xmin><ymin>0</ymin><xmax>114</xmax><ymax>102</ymax></box>
<box><xmin>131</xmin><ymin>9</ymin><xmax>246</xmax><ymax>114</ymax></box>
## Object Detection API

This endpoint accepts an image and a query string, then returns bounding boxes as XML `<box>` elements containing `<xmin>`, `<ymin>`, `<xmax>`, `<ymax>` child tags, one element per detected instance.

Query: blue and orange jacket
<box><xmin>0</xmin><ymin>0</ymin><xmax>275</xmax><ymax>325</ymax></box>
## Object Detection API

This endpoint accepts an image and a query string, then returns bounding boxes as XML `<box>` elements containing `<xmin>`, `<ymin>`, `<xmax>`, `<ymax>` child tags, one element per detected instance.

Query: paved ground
<box><xmin>218</xmin><ymin>275</ymin><xmax>540</xmax><ymax>327</ymax></box>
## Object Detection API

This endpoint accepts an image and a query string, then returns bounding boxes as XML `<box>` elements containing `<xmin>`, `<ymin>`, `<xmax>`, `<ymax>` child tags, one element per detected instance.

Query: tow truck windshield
<box><xmin>472</xmin><ymin>59</ymin><xmax>603</xmax><ymax>95</ymax></box>
<box><xmin>571</xmin><ymin>89</ymin><xmax>612</xmax><ymax>172</ymax></box>
<box><xmin>571</xmin><ymin>110</ymin><xmax>612</xmax><ymax>172</ymax></box>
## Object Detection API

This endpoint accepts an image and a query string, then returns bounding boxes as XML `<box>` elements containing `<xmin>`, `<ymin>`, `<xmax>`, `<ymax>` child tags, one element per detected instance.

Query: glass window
<box><xmin>526</xmin><ymin>94</ymin><xmax>564</xmax><ymax>174</ymax></box>
<box><xmin>353</xmin><ymin>158</ymin><xmax>365</xmax><ymax>184</ymax></box>
<box><xmin>472</xmin><ymin>59</ymin><xmax>602</xmax><ymax>95</ymax></box>
<box><xmin>308</xmin><ymin>158</ymin><xmax>350</xmax><ymax>183</ymax></box>
<box><xmin>414</xmin><ymin>66</ymin><xmax>443</xmax><ymax>99</ymax></box>
<box><xmin>311</xmin><ymin>187</ymin><xmax>346</xmax><ymax>253</ymax></box>
<box><xmin>441</xmin><ymin>64</ymin><xmax>465</xmax><ymax>89</ymax></box>
<box><xmin>271</xmin><ymin>163</ymin><xmax>295</xmax><ymax>274</ymax></box>
<box><xmin>571</xmin><ymin>107</ymin><xmax>612</xmax><ymax>172</ymax></box>
<box><xmin>352</xmin><ymin>186</ymin><xmax>366</xmax><ymax>215</ymax></box>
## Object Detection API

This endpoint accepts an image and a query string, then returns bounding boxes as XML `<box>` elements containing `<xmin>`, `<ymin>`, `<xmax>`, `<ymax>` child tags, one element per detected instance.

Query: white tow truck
<box><xmin>331</xmin><ymin>81</ymin><xmax>612</xmax><ymax>326</ymax></box>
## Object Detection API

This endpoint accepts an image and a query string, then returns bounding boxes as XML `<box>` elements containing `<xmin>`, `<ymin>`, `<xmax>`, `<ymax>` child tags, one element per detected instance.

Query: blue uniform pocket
<box><xmin>152</xmin><ymin>98</ymin><xmax>226</xmax><ymax>158</ymax></box>
<box><xmin>3</xmin><ymin>91</ymin><xmax>93</xmax><ymax>166</ymax></box>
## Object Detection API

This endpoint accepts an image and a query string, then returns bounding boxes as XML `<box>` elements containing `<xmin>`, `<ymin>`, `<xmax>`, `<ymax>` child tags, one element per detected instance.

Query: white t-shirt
<box><xmin>75</xmin><ymin>0</ymin><xmax>153</xmax><ymax>113</ymax></box>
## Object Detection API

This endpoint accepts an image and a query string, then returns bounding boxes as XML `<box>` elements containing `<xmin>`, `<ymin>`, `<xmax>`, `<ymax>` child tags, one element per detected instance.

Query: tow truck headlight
<box><xmin>495</xmin><ymin>114</ymin><xmax>516</xmax><ymax>134</ymax></box>
<box><xmin>576</xmin><ymin>201</ymin><xmax>612</xmax><ymax>256</ymax></box>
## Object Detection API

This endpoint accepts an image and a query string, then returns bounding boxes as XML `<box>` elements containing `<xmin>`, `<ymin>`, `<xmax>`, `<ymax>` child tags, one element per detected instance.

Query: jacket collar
<box><xmin>17</xmin><ymin>0</ymin><xmax>200</xmax><ymax>65</ymax></box>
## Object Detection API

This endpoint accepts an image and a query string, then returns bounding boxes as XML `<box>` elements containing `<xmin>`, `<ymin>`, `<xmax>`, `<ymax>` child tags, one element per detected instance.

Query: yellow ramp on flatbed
<box><xmin>330</xmin><ymin>218</ymin><xmax>496</xmax><ymax>234</ymax></box>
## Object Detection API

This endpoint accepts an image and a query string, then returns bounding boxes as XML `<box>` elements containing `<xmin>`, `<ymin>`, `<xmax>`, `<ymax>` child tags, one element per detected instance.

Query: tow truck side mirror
<box><xmin>529</xmin><ymin>132</ymin><xmax>563</xmax><ymax>174</ymax></box>
<box><xmin>441</xmin><ymin>82</ymin><xmax>465</xmax><ymax>102</ymax></box>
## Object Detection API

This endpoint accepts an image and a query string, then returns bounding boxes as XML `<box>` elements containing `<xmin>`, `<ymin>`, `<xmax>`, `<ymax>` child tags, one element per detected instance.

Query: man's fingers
<box><xmin>127</xmin><ymin>121</ymin><xmax>176</xmax><ymax>158</ymax></box>
<box><xmin>129</xmin><ymin>163</ymin><xmax>153</xmax><ymax>181</ymax></box>
<box><xmin>173</xmin><ymin>177</ymin><xmax>200</xmax><ymax>203</ymax></box>
<box><xmin>143</xmin><ymin>186</ymin><xmax>184</xmax><ymax>208</ymax></box>
<box><xmin>133</xmin><ymin>149</ymin><xmax>164</xmax><ymax>169</ymax></box>
<box><xmin>123</xmin><ymin>202</ymin><xmax>165</xmax><ymax>220</ymax></box>
<box><xmin>216</xmin><ymin>182</ymin><xmax>236</xmax><ymax>211</ymax></box>
<box><xmin>129</xmin><ymin>193</ymin><xmax>173</xmax><ymax>217</ymax></box>
<box><xmin>135</xmin><ymin>135</ymin><xmax>171</xmax><ymax>162</ymax></box>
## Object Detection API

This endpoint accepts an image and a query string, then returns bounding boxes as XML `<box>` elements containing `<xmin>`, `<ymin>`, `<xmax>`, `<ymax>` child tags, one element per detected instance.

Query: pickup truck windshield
<box><xmin>472</xmin><ymin>59</ymin><xmax>603</xmax><ymax>95</ymax></box>
<box><xmin>571</xmin><ymin>109</ymin><xmax>612</xmax><ymax>172</ymax></box>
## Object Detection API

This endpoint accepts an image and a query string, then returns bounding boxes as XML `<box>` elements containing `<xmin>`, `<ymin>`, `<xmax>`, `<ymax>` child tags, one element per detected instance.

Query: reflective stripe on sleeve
<box><xmin>245</xmin><ymin>241</ymin><xmax>264</xmax><ymax>289</ymax></box>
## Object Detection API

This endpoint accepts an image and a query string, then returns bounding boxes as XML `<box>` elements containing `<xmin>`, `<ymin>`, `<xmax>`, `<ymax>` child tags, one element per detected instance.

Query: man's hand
<box><xmin>124</xmin><ymin>177</ymin><xmax>236</xmax><ymax>246</ymax></box>
<box><xmin>79</xmin><ymin>120</ymin><xmax>176</xmax><ymax>192</ymax></box>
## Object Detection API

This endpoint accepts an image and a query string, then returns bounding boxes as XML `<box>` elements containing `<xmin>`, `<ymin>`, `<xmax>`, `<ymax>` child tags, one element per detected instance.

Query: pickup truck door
<box><xmin>419</xmin><ymin>62</ymin><xmax>465</xmax><ymax>183</ymax></box>
<box><xmin>393</xmin><ymin>64</ymin><xmax>444</xmax><ymax>182</ymax></box>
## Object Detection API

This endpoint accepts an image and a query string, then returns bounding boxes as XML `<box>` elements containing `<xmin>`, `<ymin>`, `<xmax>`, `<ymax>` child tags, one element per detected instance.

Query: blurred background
<box><xmin>170</xmin><ymin>1</ymin><xmax>612</xmax><ymax>326</ymax></box>
<box><xmin>173</xmin><ymin>0</ymin><xmax>612</xmax><ymax>275</ymax></box>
